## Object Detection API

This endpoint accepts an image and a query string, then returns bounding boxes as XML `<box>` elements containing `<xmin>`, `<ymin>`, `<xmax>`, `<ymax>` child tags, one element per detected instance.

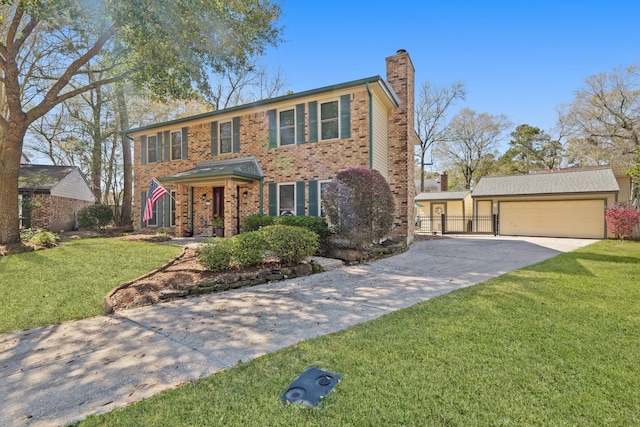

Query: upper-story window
<box><xmin>147</xmin><ymin>135</ymin><xmax>158</xmax><ymax>163</ymax></box>
<box><xmin>171</xmin><ymin>131</ymin><xmax>182</xmax><ymax>160</ymax></box>
<box><xmin>279</xmin><ymin>109</ymin><xmax>295</xmax><ymax>146</ymax></box>
<box><xmin>320</xmin><ymin>100</ymin><xmax>339</xmax><ymax>140</ymax></box>
<box><xmin>220</xmin><ymin>121</ymin><xmax>232</xmax><ymax>153</ymax></box>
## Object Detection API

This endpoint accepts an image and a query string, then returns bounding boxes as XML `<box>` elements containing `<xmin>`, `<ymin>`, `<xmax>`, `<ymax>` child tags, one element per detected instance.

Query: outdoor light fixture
<box><xmin>201</xmin><ymin>193</ymin><xmax>207</xmax><ymax>201</ymax></box>
<box><xmin>243</xmin><ymin>190</ymin><xmax>249</xmax><ymax>198</ymax></box>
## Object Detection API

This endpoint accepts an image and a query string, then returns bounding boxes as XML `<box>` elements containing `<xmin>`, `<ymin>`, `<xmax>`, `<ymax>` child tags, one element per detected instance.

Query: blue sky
<box><xmin>264</xmin><ymin>0</ymin><xmax>640</xmax><ymax>138</ymax></box>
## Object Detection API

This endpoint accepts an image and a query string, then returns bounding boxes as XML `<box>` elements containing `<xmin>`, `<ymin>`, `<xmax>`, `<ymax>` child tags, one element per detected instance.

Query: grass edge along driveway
<box><xmin>79</xmin><ymin>240</ymin><xmax>640</xmax><ymax>426</ymax></box>
<box><xmin>0</xmin><ymin>238</ymin><xmax>181</xmax><ymax>334</ymax></box>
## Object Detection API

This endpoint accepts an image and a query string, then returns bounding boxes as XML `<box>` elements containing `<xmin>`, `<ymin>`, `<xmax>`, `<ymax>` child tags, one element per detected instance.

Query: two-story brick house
<box><xmin>128</xmin><ymin>50</ymin><xmax>416</xmax><ymax>244</ymax></box>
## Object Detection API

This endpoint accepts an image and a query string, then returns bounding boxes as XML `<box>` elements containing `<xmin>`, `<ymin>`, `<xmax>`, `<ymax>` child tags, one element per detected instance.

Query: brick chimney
<box><xmin>386</xmin><ymin>49</ymin><xmax>415</xmax><ymax>245</ymax></box>
<box><xmin>440</xmin><ymin>172</ymin><xmax>448</xmax><ymax>191</ymax></box>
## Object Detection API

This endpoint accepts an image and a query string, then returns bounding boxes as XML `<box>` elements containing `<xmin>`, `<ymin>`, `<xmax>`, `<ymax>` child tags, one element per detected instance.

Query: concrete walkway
<box><xmin>0</xmin><ymin>236</ymin><xmax>596</xmax><ymax>427</ymax></box>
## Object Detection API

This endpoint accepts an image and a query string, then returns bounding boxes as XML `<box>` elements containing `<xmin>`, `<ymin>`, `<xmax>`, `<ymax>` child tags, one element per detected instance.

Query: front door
<box><xmin>213</xmin><ymin>186</ymin><xmax>224</xmax><ymax>220</ymax></box>
<box><xmin>432</xmin><ymin>203</ymin><xmax>445</xmax><ymax>232</ymax></box>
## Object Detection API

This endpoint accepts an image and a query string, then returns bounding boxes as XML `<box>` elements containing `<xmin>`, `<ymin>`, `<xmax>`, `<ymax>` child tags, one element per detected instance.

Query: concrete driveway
<box><xmin>0</xmin><ymin>236</ymin><xmax>595</xmax><ymax>427</ymax></box>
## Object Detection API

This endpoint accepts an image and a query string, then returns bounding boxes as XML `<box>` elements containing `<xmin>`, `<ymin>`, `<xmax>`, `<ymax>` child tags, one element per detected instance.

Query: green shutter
<box><xmin>308</xmin><ymin>101</ymin><xmax>318</xmax><ymax>143</ymax></box>
<box><xmin>232</xmin><ymin>116</ymin><xmax>240</xmax><ymax>153</ymax></box>
<box><xmin>296</xmin><ymin>181</ymin><xmax>305</xmax><ymax>216</ymax></box>
<box><xmin>140</xmin><ymin>136</ymin><xmax>147</xmax><ymax>165</ymax></box>
<box><xmin>162</xmin><ymin>131</ymin><xmax>169</xmax><ymax>162</ymax></box>
<box><xmin>164</xmin><ymin>194</ymin><xmax>171</xmax><ymax>226</ymax></box>
<box><xmin>157</xmin><ymin>197</ymin><xmax>164</xmax><ymax>226</ymax></box>
<box><xmin>210</xmin><ymin>121</ymin><xmax>218</xmax><ymax>156</ymax></box>
<box><xmin>308</xmin><ymin>180</ymin><xmax>318</xmax><ymax>216</ymax></box>
<box><xmin>181</xmin><ymin>127</ymin><xmax>188</xmax><ymax>159</ymax></box>
<box><xmin>268</xmin><ymin>182</ymin><xmax>277</xmax><ymax>216</ymax></box>
<box><xmin>340</xmin><ymin>94</ymin><xmax>351</xmax><ymax>139</ymax></box>
<box><xmin>268</xmin><ymin>109</ymin><xmax>277</xmax><ymax>148</ymax></box>
<box><xmin>141</xmin><ymin>191</ymin><xmax>147</xmax><ymax>227</ymax></box>
<box><xmin>296</xmin><ymin>103</ymin><xmax>305</xmax><ymax>144</ymax></box>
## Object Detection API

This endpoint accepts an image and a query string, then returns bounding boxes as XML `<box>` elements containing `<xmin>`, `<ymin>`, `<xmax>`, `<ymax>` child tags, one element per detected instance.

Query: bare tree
<box><xmin>415</xmin><ymin>81</ymin><xmax>465</xmax><ymax>192</ymax></box>
<box><xmin>560</xmin><ymin>65</ymin><xmax>640</xmax><ymax>168</ymax></box>
<box><xmin>434</xmin><ymin>108</ymin><xmax>511</xmax><ymax>189</ymax></box>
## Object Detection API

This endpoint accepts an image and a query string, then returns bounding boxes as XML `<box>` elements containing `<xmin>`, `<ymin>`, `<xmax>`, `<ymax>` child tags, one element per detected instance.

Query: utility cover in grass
<box><xmin>282</xmin><ymin>367</ymin><xmax>341</xmax><ymax>407</ymax></box>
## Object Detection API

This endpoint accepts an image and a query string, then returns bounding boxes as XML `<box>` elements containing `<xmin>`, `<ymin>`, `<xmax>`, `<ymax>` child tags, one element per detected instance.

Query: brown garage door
<box><xmin>500</xmin><ymin>200</ymin><xmax>605</xmax><ymax>239</ymax></box>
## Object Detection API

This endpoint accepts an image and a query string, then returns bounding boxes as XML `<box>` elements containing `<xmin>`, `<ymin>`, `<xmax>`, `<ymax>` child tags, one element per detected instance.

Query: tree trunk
<box><xmin>115</xmin><ymin>84</ymin><xmax>132</xmax><ymax>226</ymax></box>
<box><xmin>91</xmin><ymin>88</ymin><xmax>103</xmax><ymax>203</ymax></box>
<box><xmin>0</xmin><ymin>125</ymin><xmax>27</xmax><ymax>244</ymax></box>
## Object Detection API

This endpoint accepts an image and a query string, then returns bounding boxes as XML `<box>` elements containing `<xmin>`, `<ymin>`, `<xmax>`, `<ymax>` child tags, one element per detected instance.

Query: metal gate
<box><xmin>415</xmin><ymin>214</ymin><xmax>498</xmax><ymax>235</ymax></box>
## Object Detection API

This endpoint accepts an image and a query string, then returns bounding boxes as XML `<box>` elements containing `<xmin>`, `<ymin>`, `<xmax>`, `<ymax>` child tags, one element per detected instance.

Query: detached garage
<box><xmin>472</xmin><ymin>168</ymin><xmax>620</xmax><ymax>239</ymax></box>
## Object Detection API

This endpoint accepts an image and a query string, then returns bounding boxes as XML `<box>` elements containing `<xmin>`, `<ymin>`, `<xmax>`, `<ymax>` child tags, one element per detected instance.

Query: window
<box><xmin>147</xmin><ymin>135</ymin><xmax>158</xmax><ymax>163</ymax></box>
<box><xmin>320</xmin><ymin>100</ymin><xmax>339</xmax><ymax>140</ymax></box>
<box><xmin>278</xmin><ymin>183</ymin><xmax>295</xmax><ymax>215</ymax></box>
<box><xmin>220</xmin><ymin>121</ymin><xmax>232</xmax><ymax>153</ymax></box>
<box><xmin>279</xmin><ymin>109</ymin><xmax>295</xmax><ymax>146</ymax></box>
<box><xmin>146</xmin><ymin>201</ymin><xmax>158</xmax><ymax>226</ymax></box>
<box><xmin>319</xmin><ymin>180</ymin><xmax>331</xmax><ymax>216</ymax></box>
<box><xmin>171</xmin><ymin>130</ymin><xmax>182</xmax><ymax>160</ymax></box>
<box><xmin>170</xmin><ymin>191</ymin><xmax>176</xmax><ymax>226</ymax></box>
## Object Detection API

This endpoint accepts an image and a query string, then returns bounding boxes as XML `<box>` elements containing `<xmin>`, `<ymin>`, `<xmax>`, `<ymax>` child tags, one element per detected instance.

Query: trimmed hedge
<box><xmin>197</xmin><ymin>224</ymin><xmax>319</xmax><ymax>271</ymax></box>
<box><xmin>243</xmin><ymin>214</ymin><xmax>329</xmax><ymax>245</ymax></box>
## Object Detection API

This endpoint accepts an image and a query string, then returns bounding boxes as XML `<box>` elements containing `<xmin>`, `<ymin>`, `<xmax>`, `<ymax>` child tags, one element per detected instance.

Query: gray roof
<box><xmin>472</xmin><ymin>168</ymin><xmax>619</xmax><ymax>198</ymax></box>
<box><xmin>19</xmin><ymin>164</ymin><xmax>78</xmax><ymax>191</ymax></box>
<box><xmin>415</xmin><ymin>190</ymin><xmax>470</xmax><ymax>201</ymax></box>
<box><xmin>159</xmin><ymin>156</ymin><xmax>264</xmax><ymax>183</ymax></box>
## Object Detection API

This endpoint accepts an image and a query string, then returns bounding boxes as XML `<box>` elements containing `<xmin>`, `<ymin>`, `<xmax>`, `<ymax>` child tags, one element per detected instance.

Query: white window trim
<box><xmin>277</xmin><ymin>108</ymin><xmax>296</xmax><ymax>147</ymax></box>
<box><xmin>147</xmin><ymin>134</ymin><xmax>158</xmax><ymax>163</ymax></box>
<box><xmin>219</xmin><ymin>120</ymin><xmax>233</xmax><ymax>154</ymax></box>
<box><xmin>318</xmin><ymin>179</ymin><xmax>331</xmax><ymax>216</ymax></box>
<box><xmin>319</xmin><ymin>99</ymin><xmax>340</xmax><ymax>141</ymax></box>
<box><xmin>170</xmin><ymin>130</ymin><xmax>182</xmax><ymax>161</ymax></box>
<box><xmin>277</xmin><ymin>182</ymin><xmax>296</xmax><ymax>216</ymax></box>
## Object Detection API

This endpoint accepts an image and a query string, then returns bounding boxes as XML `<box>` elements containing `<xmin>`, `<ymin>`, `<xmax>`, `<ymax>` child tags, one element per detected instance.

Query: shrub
<box><xmin>323</xmin><ymin>168</ymin><xmax>395</xmax><ymax>248</ymax></box>
<box><xmin>78</xmin><ymin>204</ymin><xmax>114</xmax><ymax>230</ymax></box>
<box><xmin>232</xmin><ymin>231</ymin><xmax>267</xmax><ymax>267</ymax></box>
<box><xmin>274</xmin><ymin>215</ymin><xmax>330</xmax><ymax>246</ymax></box>
<box><xmin>242</xmin><ymin>214</ymin><xmax>276</xmax><ymax>232</ymax></box>
<box><xmin>259</xmin><ymin>225</ymin><xmax>319</xmax><ymax>265</ymax></box>
<box><xmin>196</xmin><ymin>238</ymin><xmax>235</xmax><ymax>271</ymax></box>
<box><xmin>29</xmin><ymin>230</ymin><xmax>59</xmax><ymax>248</ymax></box>
<box><xmin>605</xmin><ymin>205</ymin><xmax>640</xmax><ymax>240</ymax></box>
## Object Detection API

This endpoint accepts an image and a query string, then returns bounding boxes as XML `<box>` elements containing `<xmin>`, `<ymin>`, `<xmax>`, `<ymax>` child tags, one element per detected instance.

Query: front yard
<box><xmin>75</xmin><ymin>240</ymin><xmax>640</xmax><ymax>426</ymax></box>
<box><xmin>0</xmin><ymin>238</ymin><xmax>181</xmax><ymax>334</ymax></box>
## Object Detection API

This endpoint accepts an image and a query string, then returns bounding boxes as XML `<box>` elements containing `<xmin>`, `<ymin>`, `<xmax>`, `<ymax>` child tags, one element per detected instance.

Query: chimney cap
<box><xmin>396</xmin><ymin>49</ymin><xmax>407</xmax><ymax>54</ymax></box>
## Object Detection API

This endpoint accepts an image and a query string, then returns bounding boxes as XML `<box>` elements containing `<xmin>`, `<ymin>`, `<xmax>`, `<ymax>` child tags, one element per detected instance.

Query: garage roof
<box><xmin>416</xmin><ymin>190</ymin><xmax>470</xmax><ymax>201</ymax></box>
<box><xmin>472</xmin><ymin>168</ymin><xmax>619</xmax><ymax>197</ymax></box>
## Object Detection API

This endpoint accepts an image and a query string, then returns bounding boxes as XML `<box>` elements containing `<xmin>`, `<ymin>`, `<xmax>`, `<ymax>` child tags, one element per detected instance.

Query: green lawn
<box><xmin>0</xmin><ymin>238</ymin><xmax>181</xmax><ymax>334</ymax></box>
<box><xmin>78</xmin><ymin>240</ymin><xmax>640</xmax><ymax>426</ymax></box>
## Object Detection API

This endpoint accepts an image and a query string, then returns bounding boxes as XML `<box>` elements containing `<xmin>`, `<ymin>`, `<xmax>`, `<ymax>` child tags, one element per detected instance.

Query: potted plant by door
<box><xmin>212</xmin><ymin>215</ymin><xmax>225</xmax><ymax>237</ymax></box>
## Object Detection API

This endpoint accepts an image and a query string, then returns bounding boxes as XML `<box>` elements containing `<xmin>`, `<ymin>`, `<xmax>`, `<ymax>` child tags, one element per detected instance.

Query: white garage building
<box><xmin>471</xmin><ymin>168</ymin><xmax>620</xmax><ymax>239</ymax></box>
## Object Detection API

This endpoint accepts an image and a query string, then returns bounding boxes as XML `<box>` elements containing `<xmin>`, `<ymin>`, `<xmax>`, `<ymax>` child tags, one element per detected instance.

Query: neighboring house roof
<box><xmin>19</xmin><ymin>164</ymin><xmax>96</xmax><ymax>202</ymax></box>
<box><xmin>126</xmin><ymin>76</ymin><xmax>400</xmax><ymax>135</ymax></box>
<box><xmin>414</xmin><ymin>178</ymin><xmax>440</xmax><ymax>192</ymax></box>
<box><xmin>159</xmin><ymin>156</ymin><xmax>264</xmax><ymax>185</ymax></box>
<box><xmin>472</xmin><ymin>168</ymin><xmax>619</xmax><ymax>198</ymax></box>
<box><xmin>416</xmin><ymin>191</ymin><xmax>470</xmax><ymax>201</ymax></box>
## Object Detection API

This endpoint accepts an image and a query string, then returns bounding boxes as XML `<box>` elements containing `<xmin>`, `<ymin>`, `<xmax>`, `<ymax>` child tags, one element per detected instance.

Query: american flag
<box><xmin>143</xmin><ymin>178</ymin><xmax>168</xmax><ymax>222</ymax></box>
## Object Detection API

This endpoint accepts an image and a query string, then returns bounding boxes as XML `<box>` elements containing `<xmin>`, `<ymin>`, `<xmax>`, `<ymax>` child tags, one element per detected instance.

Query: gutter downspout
<box><xmin>366</xmin><ymin>82</ymin><xmax>373</xmax><ymax>169</ymax></box>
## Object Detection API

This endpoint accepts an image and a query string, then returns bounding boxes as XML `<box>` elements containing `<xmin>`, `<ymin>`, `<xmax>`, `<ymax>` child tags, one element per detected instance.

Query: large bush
<box><xmin>323</xmin><ymin>168</ymin><xmax>395</xmax><ymax>247</ymax></box>
<box><xmin>605</xmin><ymin>205</ymin><xmax>640</xmax><ymax>240</ymax></box>
<box><xmin>78</xmin><ymin>204</ymin><xmax>113</xmax><ymax>230</ymax></box>
<box><xmin>260</xmin><ymin>224</ymin><xmax>319</xmax><ymax>265</ymax></box>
